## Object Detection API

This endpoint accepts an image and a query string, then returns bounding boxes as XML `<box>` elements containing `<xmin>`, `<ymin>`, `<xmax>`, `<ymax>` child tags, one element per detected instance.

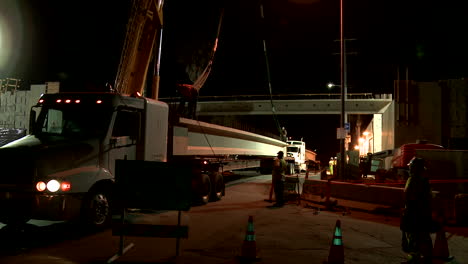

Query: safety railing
<box><xmin>160</xmin><ymin>93</ymin><xmax>392</xmax><ymax>102</ymax></box>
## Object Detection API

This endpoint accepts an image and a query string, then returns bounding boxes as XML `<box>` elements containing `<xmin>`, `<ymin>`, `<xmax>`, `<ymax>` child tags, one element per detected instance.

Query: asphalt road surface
<box><xmin>0</xmin><ymin>172</ymin><xmax>467</xmax><ymax>264</ymax></box>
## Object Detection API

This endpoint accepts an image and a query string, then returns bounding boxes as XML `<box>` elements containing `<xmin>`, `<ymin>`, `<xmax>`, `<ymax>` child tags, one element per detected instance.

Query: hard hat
<box><xmin>407</xmin><ymin>157</ymin><xmax>426</xmax><ymax>170</ymax></box>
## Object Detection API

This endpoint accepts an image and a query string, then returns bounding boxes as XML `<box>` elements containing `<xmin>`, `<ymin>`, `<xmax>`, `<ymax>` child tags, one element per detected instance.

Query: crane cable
<box><xmin>191</xmin><ymin>8</ymin><xmax>225</xmax><ymax>93</ymax></box>
<box><xmin>259</xmin><ymin>1</ymin><xmax>284</xmax><ymax>141</ymax></box>
<box><xmin>193</xmin><ymin>8</ymin><xmax>226</xmax><ymax>170</ymax></box>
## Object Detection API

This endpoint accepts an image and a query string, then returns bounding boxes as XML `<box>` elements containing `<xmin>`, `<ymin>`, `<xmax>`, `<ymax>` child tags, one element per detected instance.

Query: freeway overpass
<box><xmin>161</xmin><ymin>93</ymin><xmax>395</xmax><ymax>153</ymax></box>
<box><xmin>193</xmin><ymin>93</ymin><xmax>393</xmax><ymax>116</ymax></box>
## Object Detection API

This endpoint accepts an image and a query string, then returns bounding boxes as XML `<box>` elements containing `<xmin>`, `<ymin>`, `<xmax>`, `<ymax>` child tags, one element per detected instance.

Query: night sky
<box><xmin>1</xmin><ymin>0</ymin><xmax>467</xmax><ymax>161</ymax></box>
<box><xmin>2</xmin><ymin>0</ymin><xmax>467</xmax><ymax>94</ymax></box>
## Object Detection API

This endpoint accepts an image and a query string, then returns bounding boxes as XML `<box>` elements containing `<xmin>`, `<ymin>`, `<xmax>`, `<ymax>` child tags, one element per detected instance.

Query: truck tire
<box><xmin>194</xmin><ymin>174</ymin><xmax>211</xmax><ymax>205</ymax></box>
<box><xmin>81</xmin><ymin>188</ymin><xmax>111</xmax><ymax>228</ymax></box>
<box><xmin>210</xmin><ymin>172</ymin><xmax>224</xmax><ymax>201</ymax></box>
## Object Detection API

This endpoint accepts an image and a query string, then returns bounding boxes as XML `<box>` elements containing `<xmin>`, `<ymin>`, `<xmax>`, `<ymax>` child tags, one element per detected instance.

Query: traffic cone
<box><xmin>327</xmin><ymin>220</ymin><xmax>344</xmax><ymax>264</ymax></box>
<box><xmin>432</xmin><ymin>226</ymin><xmax>454</xmax><ymax>264</ymax></box>
<box><xmin>238</xmin><ymin>215</ymin><xmax>260</xmax><ymax>263</ymax></box>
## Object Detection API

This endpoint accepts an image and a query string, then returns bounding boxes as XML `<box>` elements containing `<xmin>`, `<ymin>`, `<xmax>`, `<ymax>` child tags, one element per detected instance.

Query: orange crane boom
<box><xmin>114</xmin><ymin>0</ymin><xmax>163</xmax><ymax>98</ymax></box>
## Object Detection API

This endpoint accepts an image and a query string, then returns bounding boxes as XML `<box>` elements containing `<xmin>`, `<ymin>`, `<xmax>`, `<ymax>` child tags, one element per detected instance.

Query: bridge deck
<box><xmin>161</xmin><ymin>93</ymin><xmax>393</xmax><ymax>115</ymax></box>
<box><xmin>197</xmin><ymin>98</ymin><xmax>392</xmax><ymax>115</ymax></box>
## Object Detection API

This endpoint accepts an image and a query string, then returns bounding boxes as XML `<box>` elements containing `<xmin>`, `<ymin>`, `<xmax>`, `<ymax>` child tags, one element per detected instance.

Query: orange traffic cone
<box><xmin>432</xmin><ymin>226</ymin><xmax>454</xmax><ymax>264</ymax></box>
<box><xmin>326</xmin><ymin>220</ymin><xmax>344</xmax><ymax>264</ymax></box>
<box><xmin>238</xmin><ymin>215</ymin><xmax>260</xmax><ymax>263</ymax></box>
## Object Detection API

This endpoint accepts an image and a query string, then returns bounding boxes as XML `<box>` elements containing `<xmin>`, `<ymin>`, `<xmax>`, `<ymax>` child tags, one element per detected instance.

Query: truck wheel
<box><xmin>210</xmin><ymin>172</ymin><xmax>224</xmax><ymax>201</ymax></box>
<box><xmin>195</xmin><ymin>174</ymin><xmax>211</xmax><ymax>205</ymax></box>
<box><xmin>82</xmin><ymin>189</ymin><xmax>111</xmax><ymax>228</ymax></box>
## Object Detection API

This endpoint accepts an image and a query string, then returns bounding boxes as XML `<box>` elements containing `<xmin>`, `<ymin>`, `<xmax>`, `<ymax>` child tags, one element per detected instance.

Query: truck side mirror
<box><xmin>29</xmin><ymin>109</ymin><xmax>37</xmax><ymax>135</ymax></box>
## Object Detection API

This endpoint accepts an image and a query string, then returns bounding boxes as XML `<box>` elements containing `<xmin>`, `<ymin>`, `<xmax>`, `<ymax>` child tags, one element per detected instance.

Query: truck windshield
<box><xmin>34</xmin><ymin>106</ymin><xmax>113</xmax><ymax>139</ymax></box>
<box><xmin>287</xmin><ymin>147</ymin><xmax>299</xmax><ymax>152</ymax></box>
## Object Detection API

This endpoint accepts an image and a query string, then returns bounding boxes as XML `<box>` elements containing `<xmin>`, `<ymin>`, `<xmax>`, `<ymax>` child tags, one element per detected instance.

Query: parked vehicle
<box><xmin>286</xmin><ymin>139</ymin><xmax>316</xmax><ymax>173</ymax></box>
<box><xmin>0</xmin><ymin>93</ymin><xmax>286</xmax><ymax>227</ymax></box>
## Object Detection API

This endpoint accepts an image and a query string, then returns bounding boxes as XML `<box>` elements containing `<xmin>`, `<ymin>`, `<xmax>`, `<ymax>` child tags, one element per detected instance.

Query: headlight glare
<box><xmin>47</xmin><ymin>180</ymin><xmax>60</xmax><ymax>192</ymax></box>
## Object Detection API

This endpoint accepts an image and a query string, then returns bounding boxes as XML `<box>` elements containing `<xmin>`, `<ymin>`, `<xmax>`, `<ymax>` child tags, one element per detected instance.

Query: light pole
<box><xmin>339</xmin><ymin>0</ymin><xmax>345</xmax><ymax>180</ymax></box>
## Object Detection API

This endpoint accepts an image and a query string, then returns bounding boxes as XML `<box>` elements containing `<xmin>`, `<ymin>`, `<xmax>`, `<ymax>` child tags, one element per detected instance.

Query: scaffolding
<box><xmin>0</xmin><ymin>78</ymin><xmax>22</xmax><ymax>93</ymax></box>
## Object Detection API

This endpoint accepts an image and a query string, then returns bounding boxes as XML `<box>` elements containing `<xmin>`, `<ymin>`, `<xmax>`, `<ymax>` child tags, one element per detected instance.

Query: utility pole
<box><xmin>335</xmin><ymin>3</ymin><xmax>357</xmax><ymax>179</ymax></box>
<box><xmin>337</xmin><ymin>1</ymin><xmax>361</xmax><ymax>180</ymax></box>
<box><xmin>333</xmin><ymin>38</ymin><xmax>357</xmax><ymax>125</ymax></box>
<box><xmin>340</xmin><ymin>0</ymin><xmax>345</xmax><ymax>180</ymax></box>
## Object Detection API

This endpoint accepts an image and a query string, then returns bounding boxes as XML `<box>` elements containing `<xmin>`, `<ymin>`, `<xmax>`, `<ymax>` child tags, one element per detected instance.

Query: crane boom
<box><xmin>114</xmin><ymin>0</ymin><xmax>163</xmax><ymax>98</ymax></box>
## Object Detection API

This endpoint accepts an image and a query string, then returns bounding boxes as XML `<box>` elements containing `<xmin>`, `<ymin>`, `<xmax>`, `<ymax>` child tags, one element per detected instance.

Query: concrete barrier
<box><xmin>302</xmin><ymin>179</ymin><xmax>405</xmax><ymax>208</ymax></box>
<box><xmin>301</xmin><ymin>178</ymin><xmax>468</xmax><ymax>225</ymax></box>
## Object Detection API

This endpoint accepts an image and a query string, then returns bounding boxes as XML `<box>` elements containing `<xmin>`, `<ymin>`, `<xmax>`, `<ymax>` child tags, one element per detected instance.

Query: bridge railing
<box><xmin>160</xmin><ymin>93</ymin><xmax>392</xmax><ymax>102</ymax></box>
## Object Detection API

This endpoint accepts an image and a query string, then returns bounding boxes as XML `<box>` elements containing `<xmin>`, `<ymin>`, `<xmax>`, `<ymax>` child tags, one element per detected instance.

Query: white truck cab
<box><xmin>286</xmin><ymin>140</ymin><xmax>307</xmax><ymax>173</ymax></box>
<box><xmin>0</xmin><ymin>92</ymin><xmax>168</xmax><ymax>227</ymax></box>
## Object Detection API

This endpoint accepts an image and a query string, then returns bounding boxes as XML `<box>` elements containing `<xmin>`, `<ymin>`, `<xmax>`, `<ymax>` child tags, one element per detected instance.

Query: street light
<box><xmin>327</xmin><ymin>79</ymin><xmax>346</xmax><ymax>180</ymax></box>
<box><xmin>339</xmin><ymin>0</ymin><xmax>345</xmax><ymax>180</ymax></box>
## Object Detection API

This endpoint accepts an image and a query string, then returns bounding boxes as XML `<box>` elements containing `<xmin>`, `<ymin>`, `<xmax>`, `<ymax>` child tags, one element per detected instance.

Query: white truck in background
<box><xmin>286</xmin><ymin>139</ymin><xmax>315</xmax><ymax>173</ymax></box>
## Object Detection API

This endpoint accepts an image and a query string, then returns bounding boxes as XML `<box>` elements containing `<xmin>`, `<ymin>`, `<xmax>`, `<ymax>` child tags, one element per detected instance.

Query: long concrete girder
<box><xmin>197</xmin><ymin>97</ymin><xmax>393</xmax><ymax>116</ymax></box>
<box><xmin>173</xmin><ymin>117</ymin><xmax>288</xmax><ymax>157</ymax></box>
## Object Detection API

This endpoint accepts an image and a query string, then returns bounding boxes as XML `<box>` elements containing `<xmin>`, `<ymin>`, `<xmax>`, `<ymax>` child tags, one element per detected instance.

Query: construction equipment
<box><xmin>0</xmin><ymin>1</ymin><xmax>287</xmax><ymax>228</ymax></box>
<box><xmin>0</xmin><ymin>78</ymin><xmax>22</xmax><ymax>93</ymax></box>
<box><xmin>114</xmin><ymin>0</ymin><xmax>163</xmax><ymax>98</ymax></box>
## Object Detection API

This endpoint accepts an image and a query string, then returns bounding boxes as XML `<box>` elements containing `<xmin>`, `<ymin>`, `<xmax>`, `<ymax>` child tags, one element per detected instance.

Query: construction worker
<box><xmin>400</xmin><ymin>157</ymin><xmax>433</xmax><ymax>263</ymax></box>
<box><xmin>281</xmin><ymin>127</ymin><xmax>288</xmax><ymax>142</ymax></box>
<box><xmin>174</xmin><ymin>61</ymin><xmax>199</xmax><ymax>119</ymax></box>
<box><xmin>268</xmin><ymin>151</ymin><xmax>287</xmax><ymax>208</ymax></box>
<box><xmin>264</xmin><ymin>183</ymin><xmax>274</xmax><ymax>203</ymax></box>
<box><xmin>176</xmin><ymin>83</ymin><xmax>199</xmax><ymax>119</ymax></box>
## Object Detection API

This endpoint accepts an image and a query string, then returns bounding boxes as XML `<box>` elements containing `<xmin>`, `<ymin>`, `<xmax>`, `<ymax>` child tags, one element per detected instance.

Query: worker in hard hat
<box><xmin>281</xmin><ymin>127</ymin><xmax>288</xmax><ymax>142</ymax></box>
<box><xmin>328</xmin><ymin>158</ymin><xmax>334</xmax><ymax>176</ymax></box>
<box><xmin>176</xmin><ymin>83</ymin><xmax>198</xmax><ymax>119</ymax></box>
<box><xmin>400</xmin><ymin>157</ymin><xmax>433</xmax><ymax>263</ymax></box>
<box><xmin>268</xmin><ymin>151</ymin><xmax>287</xmax><ymax>208</ymax></box>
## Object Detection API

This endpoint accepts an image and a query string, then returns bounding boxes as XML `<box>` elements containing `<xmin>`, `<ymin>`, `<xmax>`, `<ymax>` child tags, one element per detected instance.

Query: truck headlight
<box><xmin>36</xmin><ymin>181</ymin><xmax>46</xmax><ymax>192</ymax></box>
<box><xmin>46</xmin><ymin>180</ymin><xmax>60</xmax><ymax>192</ymax></box>
<box><xmin>36</xmin><ymin>180</ymin><xmax>72</xmax><ymax>192</ymax></box>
